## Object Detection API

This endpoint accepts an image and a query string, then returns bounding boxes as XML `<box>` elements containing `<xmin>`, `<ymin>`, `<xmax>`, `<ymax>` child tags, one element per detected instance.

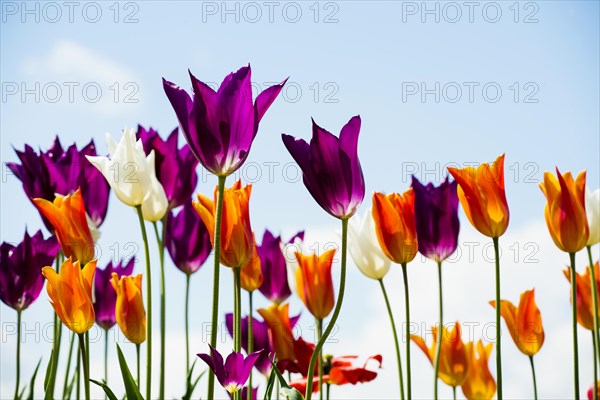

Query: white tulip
<box><xmin>86</xmin><ymin>128</ymin><xmax>167</xmax><ymax>221</ymax></box>
<box><xmin>281</xmin><ymin>235</ymin><xmax>306</xmax><ymax>295</ymax></box>
<box><xmin>348</xmin><ymin>208</ymin><xmax>391</xmax><ymax>280</ymax></box>
<box><xmin>587</xmin><ymin>187</ymin><xmax>600</xmax><ymax>246</ymax></box>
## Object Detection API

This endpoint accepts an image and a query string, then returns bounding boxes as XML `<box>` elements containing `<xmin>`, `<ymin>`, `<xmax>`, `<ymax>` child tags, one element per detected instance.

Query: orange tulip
<box><xmin>490</xmin><ymin>289</ymin><xmax>544</xmax><ymax>356</ymax></box>
<box><xmin>411</xmin><ymin>322</ymin><xmax>469</xmax><ymax>387</ymax></box>
<box><xmin>257</xmin><ymin>303</ymin><xmax>296</xmax><ymax>362</ymax></box>
<box><xmin>193</xmin><ymin>180</ymin><xmax>253</xmax><ymax>268</ymax></box>
<box><xmin>295</xmin><ymin>249</ymin><xmax>336</xmax><ymax>319</ymax></box>
<box><xmin>461</xmin><ymin>340</ymin><xmax>496</xmax><ymax>400</ymax></box>
<box><xmin>371</xmin><ymin>189</ymin><xmax>418</xmax><ymax>264</ymax></box>
<box><xmin>539</xmin><ymin>169</ymin><xmax>589</xmax><ymax>253</ymax></box>
<box><xmin>111</xmin><ymin>273</ymin><xmax>146</xmax><ymax>344</ymax></box>
<box><xmin>448</xmin><ymin>154</ymin><xmax>510</xmax><ymax>238</ymax></box>
<box><xmin>240</xmin><ymin>239</ymin><xmax>263</xmax><ymax>292</ymax></box>
<box><xmin>33</xmin><ymin>189</ymin><xmax>95</xmax><ymax>265</ymax></box>
<box><xmin>564</xmin><ymin>262</ymin><xmax>600</xmax><ymax>331</ymax></box>
<box><xmin>41</xmin><ymin>258</ymin><xmax>96</xmax><ymax>334</ymax></box>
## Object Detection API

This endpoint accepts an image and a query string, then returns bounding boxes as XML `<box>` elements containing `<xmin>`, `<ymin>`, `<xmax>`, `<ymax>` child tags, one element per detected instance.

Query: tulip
<box><xmin>0</xmin><ymin>230</ymin><xmax>59</xmax><ymax>311</ymax></box>
<box><xmin>111</xmin><ymin>273</ymin><xmax>146</xmax><ymax>344</ymax></box>
<box><xmin>490</xmin><ymin>289</ymin><xmax>545</xmax><ymax>356</ymax></box>
<box><xmin>295</xmin><ymin>249</ymin><xmax>335</xmax><ymax>320</ymax></box>
<box><xmin>372</xmin><ymin>189</ymin><xmax>418</xmax><ymax>265</ymax></box>
<box><xmin>448</xmin><ymin>154</ymin><xmax>510</xmax><ymax>238</ymax></box>
<box><xmin>411</xmin><ymin>176</ymin><xmax>460</xmax><ymax>263</ymax></box>
<box><xmin>42</xmin><ymin>258</ymin><xmax>96</xmax><ymax>334</ymax></box>
<box><xmin>7</xmin><ymin>137</ymin><xmax>110</xmax><ymax>229</ymax></box>
<box><xmin>165</xmin><ymin>202</ymin><xmax>212</xmax><ymax>276</ymax></box>
<box><xmin>136</xmin><ymin>125</ymin><xmax>198</xmax><ymax>209</ymax></box>
<box><xmin>197</xmin><ymin>346</ymin><xmax>262</xmax><ymax>394</ymax></box>
<box><xmin>590</xmin><ymin>382</ymin><xmax>600</xmax><ymax>400</ymax></box>
<box><xmin>587</xmin><ymin>188</ymin><xmax>600</xmax><ymax>247</ymax></box>
<box><xmin>281</xmin><ymin>233</ymin><xmax>307</xmax><ymax>297</ymax></box>
<box><xmin>460</xmin><ymin>341</ymin><xmax>496</xmax><ymax>400</ymax></box>
<box><xmin>241</xmin><ymin>240</ymin><xmax>263</xmax><ymax>293</ymax></box>
<box><xmin>490</xmin><ymin>289</ymin><xmax>543</xmax><ymax>399</ymax></box>
<box><xmin>33</xmin><ymin>189</ymin><xmax>95</xmax><ymax>265</ymax></box>
<box><xmin>348</xmin><ymin>208</ymin><xmax>391</xmax><ymax>281</ymax></box>
<box><xmin>328</xmin><ymin>354</ymin><xmax>382</xmax><ymax>386</ymax></box>
<box><xmin>229</xmin><ymin>387</ymin><xmax>258</xmax><ymax>400</ymax></box>
<box><xmin>163</xmin><ymin>65</ymin><xmax>286</xmax><ymax>177</ymax></box>
<box><xmin>1</xmin><ymin>230</ymin><xmax>59</xmax><ymax>400</ymax></box>
<box><xmin>449</xmin><ymin>154</ymin><xmax>510</xmax><ymax>399</ymax></box>
<box><xmin>411</xmin><ymin>322</ymin><xmax>469</xmax><ymax>390</ymax></box>
<box><xmin>282</xmin><ymin>116</ymin><xmax>364</xmax><ymax>219</ymax></box>
<box><xmin>86</xmin><ymin>128</ymin><xmax>168</xmax><ymax>221</ymax></box>
<box><xmin>257</xmin><ymin>303</ymin><xmax>300</xmax><ymax>369</ymax></box>
<box><xmin>225</xmin><ymin>314</ymin><xmax>273</xmax><ymax>375</ymax></box>
<box><xmin>257</xmin><ymin>230</ymin><xmax>304</xmax><ymax>304</ymax></box>
<box><xmin>539</xmin><ymin>168</ymin><xmax>589</xmax><ymax>399</ymax></box>
<box><xmin>563</xmin><ymin>263</ymin><xmax>600</xmax><ymax>331</ymax></box>
<box><xmin>539</xmin><ymin>169</ymin><xmax>589</xmax><ymax>253</ymax></box>
<box><xmin>194</xmin><ymin>180</ymin><xmax>253</xmax><ymax>268</ymax></box>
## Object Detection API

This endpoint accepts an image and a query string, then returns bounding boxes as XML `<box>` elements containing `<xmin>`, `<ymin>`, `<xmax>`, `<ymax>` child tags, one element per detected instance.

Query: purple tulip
<box><xmin>197</xmin><ymin>346</ymin><xmax>262</xmax><ymax>394</ymax></box>
<box><xmin>7</xmin><ymin>137</ymin><xmax>110</xmax><ymax>228</ymax></box>
<box><xmin>257</xmin><ymin>229</ymin><xmax>304</xmax><ymax>304</ymax></box>
<box><xmin>93</xmin><ymin>258</ymin><xmax>135</xmax><ymax>330</ymax></box>
<box><xmin>165</xmin><ymin>202</ymin><xmax>212</xmax><ymax>275</ymax></box>
<box><xmin>282</xmin><ymin>116</ymin><xmax>365</xmax><ymax>219</ymax></box>
<box><xmin>411</xmin><ymin>176</ymin><xmax>460</xmax><ymax>262</ymax></box>
<box><xmin>136</xmin><ymin>125</ymin><xmax>199</xmax><ymax>209</ymax></box>
<box><xmin>225</xmin><ymin>313</ymin><xmax>273</xmax><ymax>375</ymax></box>
<box><xmin>0</xmin><ymin>230</ymin><xmax>59</xmax><ymax>311</ymax></box>
<box><xmin>162</xmin><ymin>65</ymin><xmax>287</xmax><ymax>176</ymax></box>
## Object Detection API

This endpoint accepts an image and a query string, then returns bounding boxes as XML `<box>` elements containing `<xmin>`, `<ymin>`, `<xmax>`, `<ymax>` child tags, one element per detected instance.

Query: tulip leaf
<box><xmin>43</xmin><ymin>349</ymin><xmax>54</xmax><ymax>399</ymax></box>
<box><xmin>182</xmin><ymin>360</ymin><xmax>206</xmax><ymax>400</ymax></box>
<box><xmin>25</xmin><ymin>358</ymin><xmax>43</xmax><ymax>400</ymax></box>
<box><xmin>64</xmin><ymin>368</ymin><xmax>77</xmax><ymax>400</ymax></box>
<box><xmin>264</xmin><ymin>368</ymin><xmax>276</xmax><ymax>400</ymax></box>
<box><xmin>116</xmin><ymin>345</ymin><xmax>144</xmax><ymax>400</ymax></box>
<box><xmin>90</xmin><ymin>379</ymin><xmax>118</xmax><ymax>400</ymax></box>
<box><xmin>280</xmin><ymin>387</ymin><xmax>304</xmax><ymax>400</ymax></box>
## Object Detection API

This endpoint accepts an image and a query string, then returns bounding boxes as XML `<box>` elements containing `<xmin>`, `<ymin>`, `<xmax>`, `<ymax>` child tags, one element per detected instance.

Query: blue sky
<box><xmin>1</xmin><ymin>1</ymin><xmax>599</xmax><ymax>399</ymax></box>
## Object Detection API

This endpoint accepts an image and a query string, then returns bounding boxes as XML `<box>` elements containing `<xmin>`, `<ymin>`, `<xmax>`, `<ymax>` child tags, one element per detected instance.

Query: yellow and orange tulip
<box><xmin>372</xmin><ymin>189</ymin><xmax>418</xmax><ymax>264</ymax></box>
<box><xmin>111</xmin><ymin>273</ymin><xmax>146</xmax><ymax>344</ymax></box>
<box><xmin>240</xmin><ymin>239</ymin><xmax>263</xmax><ymax>292</ymax></box>
<box><xmin>41</xmin><ymin>258</ymin><xmax>96</xmax><ymax>334</ymax></box>
<box><xmin>448</xmin><ymin>154</ymin><xmax>510</xmax><ymax>238</ymax></box>
<box><xmin>295</xmin><ymin>249</ymin><xmax>336</xmax><ymax>319</ymax></box>
<box><xmin>411</xmin><ymin>322</ymin><xmax>469</xmax><ymax>388</ymax></box>
<box><xmin>461</xmin><ymin>340</ymin><xmax>496</xmax><ymax>400</ymax></box>
<box><xmin>193</xmin><ymin>180</ymin><xmax>253</xmax><ymax>268</ymax></box>
<box><xmin>257</xmin><ymin>303</ymin><xmax>296</xmax><ymax>362</ymax></box>
<box><xmin>33</xmin><ymin>189</ymin><xmax>95</xmax><ymax>265</ymax></box>
<box><xmin>539</xmin><ymin>169</ymin><xmax>589</xmax><ymax>253</ymax></box>
<box><xmin>490</xmin><ymin>289</ymin><xmax>544</xmax><ymax>356</ymax></box>
<box><xmin>564</xmin><ymin>261</ymin><xmax>600</xmax><ymax>331</ymax></box>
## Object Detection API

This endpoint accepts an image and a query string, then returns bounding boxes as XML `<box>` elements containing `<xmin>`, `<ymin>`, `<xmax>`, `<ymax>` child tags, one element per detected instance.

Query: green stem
<box><xmin>48</xmin><ymin>253</ymin><xmax>63</xmax><ymax>399</ymax></box>
<box><xmin>378</xmin><ymin>279</ymin><xmax>404</xmax><ymax>400</ymax></box>
<box><xmin>587</xmin><ymin>246</ymin><xmax>600</xmax><ymax>364</ymax></box>
<box><xmin>593</xmin><ymin>331</ymin><xmax>599</xmax><ymax>400</ymax></box>
<box><xmin>76</xmin><ymin>345</ymin><xmax>80</xmax><ymax>400</ymax></box>
<box><xmin>185</xmin><ymin>274</ymin><xmax>191</xmax><ymax>377</ymax></box>
<box><xmin>104</xmin><ymin>330</ymin><xmax>108</xmax><ymax>386</ymax></box>
<box><xmin>207</xmin><ymin>175</ymin><xmax>227</xmax><ymax>400</ymax></box>
<box><xmin>433</xmin><ymin>261</ymin><xmax>443</xmax><ymax>400</ymax></box>
<box><xmin>14</xmin><ymin>309</ymin><xmax>21</xmax><ymax>400</ymax></box>
<box><xmin>248</xmin><ymin>291</ymin><xmax>254</xmax><ymax>400</ymax></box>
<box><xmin>136</xmin><ymin>344</ymin><xmax>141</xmax><ymax>389</ymax></box>
<box><xmin>326</xmin><ymin>383</ymin><xmax>330</xmax><ymax>400</ymax></box>
<box><xmin>152</xmin><ymin>216</ymin><xmax>167</xmax><ymax>400</ymax></box>
<box><xmin>401</xmin><ymin>263</ymin><xmax>411</xmax><ymax>400</ymax></box>
<box><xmin>528</xmin><ymin>356</ymin><xmax>538</xmax><ymax>400</ymax></box>
<box><xmin>305</xmin><ymin>218</ymin><xmax>349</xmax><ymax>399</ymax></box>
<box><xmin>493</xmin><ymin>237</ymin><xmax>503</xmax><ymax>400</ymax></box>
<box><xmin>234</xmin><ymin>267</ymin><xmax>242</xmax><ymax>353</ymax></box>
<box><xmin>62</xmin><ymin>332</ymin><xmax>75</xmax><ymax>400</ymax></box>
<box><xmin>77</xmin><ymin>334</ymin><xmax>90</xmax><ymax>400</ymax></box>
<box><xmin>317</xmin><ymin>318</ymin><xmax>323</xmax><ymax>400</ymax></box>
<box><xmin>452</xmin><ymin>386</ymin><xmax>456</xmax><ymax>400</ymax></box>
<box><xmin>569</xmin><ymin>252</ymin><xmax>580</xmax><ymax>400</ymax></box>
<box><xmin>135</xmin><ymin>205</ymin><xmax>152</xmax><ymax>400</ymax></box>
